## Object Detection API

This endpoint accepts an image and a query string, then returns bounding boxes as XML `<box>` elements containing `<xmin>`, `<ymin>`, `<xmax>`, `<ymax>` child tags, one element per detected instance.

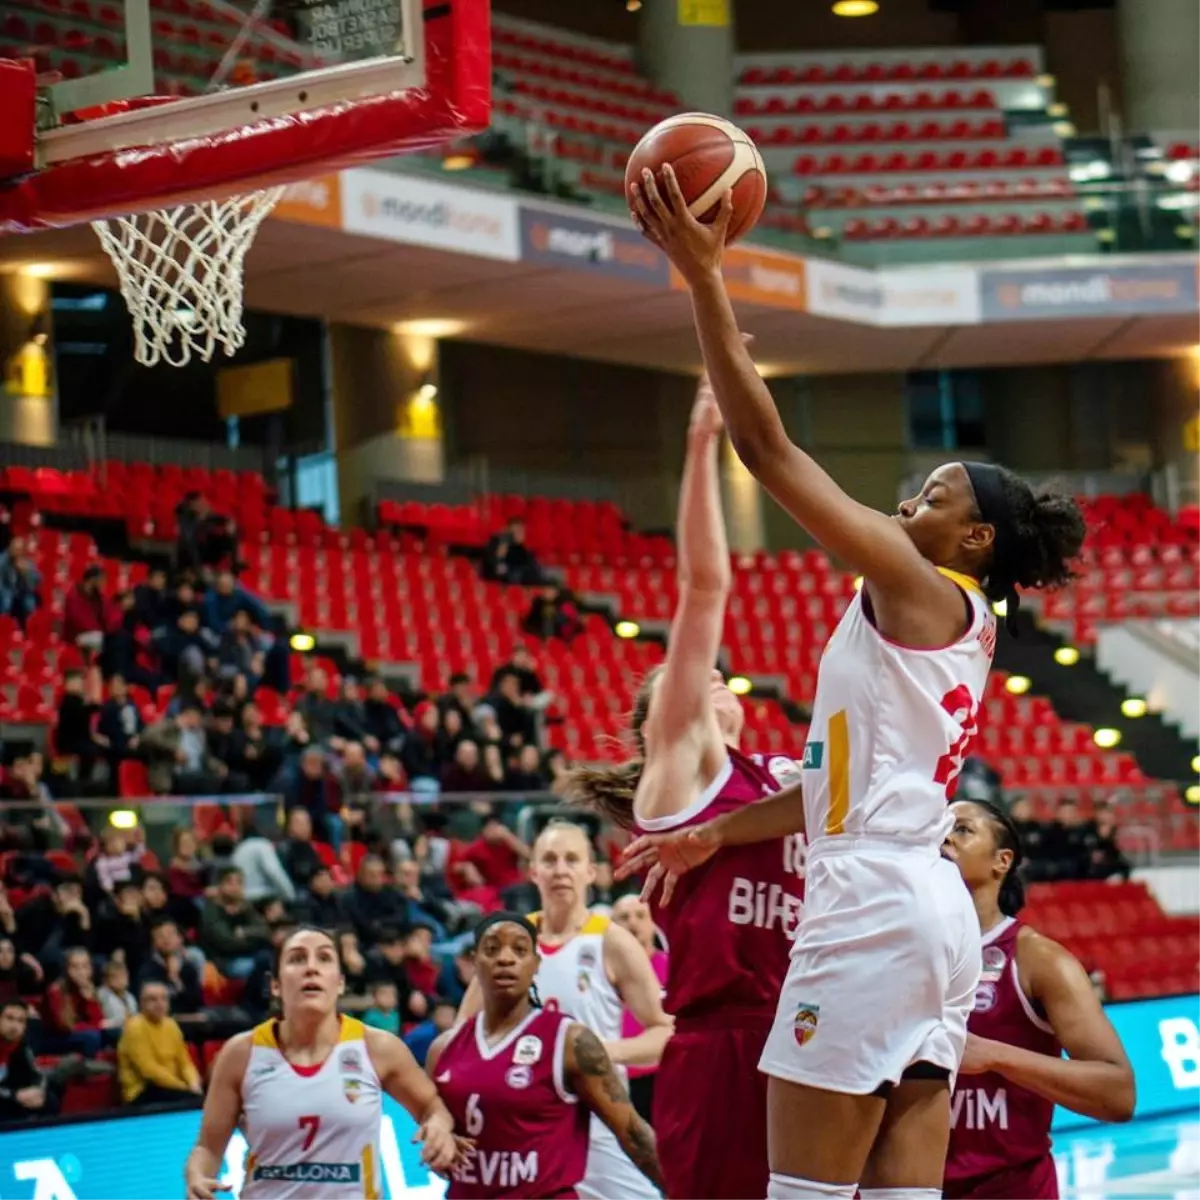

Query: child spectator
<box><xmin>403</xmin><ymin>999</ymin><xmax>457</xmax><ymax>1067</ymax></box>
<box><xmin>363</xmin><ymin>980</ymin><xmax>401</xmax><ymax>1035</ymax></box>
<box><xmin>402</xmin><ymin>924</ymin><xmax>440</xmax><ymax>997</ymax></box>
<box><xmin>87</xmin><ymin>829</ymin><xmax>143</xmax><ymax>899</ymax></box>
<box><xmin>98</xmin><ymin>959</ymin><xmax>138</xmax><ymax>1028</ymax></box>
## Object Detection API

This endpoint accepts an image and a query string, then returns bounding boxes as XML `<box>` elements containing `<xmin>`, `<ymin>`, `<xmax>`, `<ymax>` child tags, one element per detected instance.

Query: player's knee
<box><xmin>859</xmin><ymin>1190</ymin><xmax>943</xmax><ymax>1200</ymax></box>
<box><xmin>767</xmin><ymin>1174</ymin><xmax>858</xmax><ymax>1199</ymax></box>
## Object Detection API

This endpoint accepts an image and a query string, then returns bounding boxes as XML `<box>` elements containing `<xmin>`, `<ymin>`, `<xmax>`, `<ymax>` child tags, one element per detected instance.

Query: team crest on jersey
<box><xmin>343</xmin><ymin>1077</ymin><xmax>364</xmax><ymax>1104</ymax></box>
<box><xmin>973</xmin><ymin>983</ymin><xmax>997</xmax><ymax>1013</ymax></box>
<box><xmin>577</xmin><ymin>970</ymin><xmax>592</xmax><ymax>994</ymax></box>
<box><xmin>980</xmin><ymin>946</ymin><xmax>1007</xmax><ymax>983</ymax></box>
<box><xmin>793</xmin><ymin>1004</ymin><xmax>820</xmax><ymax>1046</ymax></box>
<box><xmin>802</xmin><ymin>743</ymin><xmax>824</xmax><ymax>770</ymax></box>
<box><xmin>768</xmin><ymin>757</ymin><xmax>803</xmax><ymax>788</ymax></box>
<box><xmin>506</xmin><ymin>1065</ymin><xmax>533</xmax><ymax>1090</ymax></box>
<box><xmin>341</xmin><ymin>1047</ymin><xmax>364</xmax><ymax>1075</ymax></box>
<box><xmin>513</xmin><ymin>1035</ymin><xmax>543</xmax><ymax>1066</ymax></box>
<box><xmin>578</xmin><ymin>946</ymin><xmax>598</xmax><ymax>971</ymax></box>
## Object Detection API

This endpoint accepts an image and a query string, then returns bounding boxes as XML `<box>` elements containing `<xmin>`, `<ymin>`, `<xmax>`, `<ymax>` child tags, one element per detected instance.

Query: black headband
<box><xmin>962</xmin><ymin>461</ymin><xmax>1020</xmax><ymax>636</ymax></box>
<box><xmin>473</xmin><ymin>911</ymin><xmax>539</xmax><ymax>949</ymax></box>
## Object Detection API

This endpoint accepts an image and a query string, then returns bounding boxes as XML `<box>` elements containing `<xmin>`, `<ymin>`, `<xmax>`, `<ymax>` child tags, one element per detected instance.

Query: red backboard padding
<box><xmin>0</xmin><ymin>0</ymin><xmax>491</xmax><ymax>233</ymax></box>
<box><xmin>0</xmin><ymin>58</ymin><xmax>36</xmax><ymax>181</ymax></box>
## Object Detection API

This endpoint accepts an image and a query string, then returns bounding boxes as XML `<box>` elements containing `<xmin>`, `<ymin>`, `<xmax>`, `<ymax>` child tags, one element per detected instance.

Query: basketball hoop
<box><xmin>91</xmin><ymin>186</ymin><xmax>285</xmax><ymax>368</ymax></box>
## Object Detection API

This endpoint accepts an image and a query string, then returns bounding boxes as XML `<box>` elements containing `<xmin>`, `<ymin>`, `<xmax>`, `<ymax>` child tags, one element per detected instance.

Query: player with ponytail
<box><xmin>941</xmin><ymin>800</ymin><xmax>1135</xmax><ymax>1198</ymax></box>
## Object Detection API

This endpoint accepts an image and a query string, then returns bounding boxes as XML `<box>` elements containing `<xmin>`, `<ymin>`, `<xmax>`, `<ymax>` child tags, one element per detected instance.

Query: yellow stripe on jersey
<box><xmin>529</xmin><ymin>912</ymin><xmax>610</xmax><ymax>936</ymax></box>
<box><xmin>937</xmin><ymin>567</ymin><xmax>984</xmax><ymax>597</ymax></box>
<box><xmin>251</xmin><ymin>1021</ymin><xmax>278</xmax><ymax>1049</ymax></box>
<box><xmin>363</xmin><ymin>1144</ymin><xmax>378</xmax><ymax>1199</ymax></box>
<box><xmin>251</xmin><ymin>1016</ymin><xmax>365</xmax><ymax>1050</ymax></box>
<box><xmin>825</xmin><ymin>709</ymin><xmax>851</xmax><ymax>836</ymax></box>
<box><xmin>339</xmin><ymin>1017</ymin><xmax>366</xmax><ymax>1043</ymax></box>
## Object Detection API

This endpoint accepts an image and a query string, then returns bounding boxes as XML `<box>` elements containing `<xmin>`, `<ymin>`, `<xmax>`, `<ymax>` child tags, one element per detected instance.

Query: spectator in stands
<box><xmin>436</xmin><ymin>707</ymin><xmax>466</xmax><ymax>762</ymax></box>
<box><xmin>199</xmin><ymin>867</ymin><xmax>271</xmax><ymax>981</ymax></box>
<box><xmin>338</xmin><ymin>740</ymin><xmax>377</xmax><ymax>802</ymax></box>
<box><xmin>226</xmin><ymin>701</ymin><xmax>279</xmax><ymax>792</ymax></box>
<box><xmin>295</xmin><ymin>665</ymin><xmax>340</xmax><ymax>747</ymax></box>
<box><xmin>400</xmin><ymin>923</ymin><xmax>440</xmax><ymax>996</ymax></box>
<box><xmin>1045</xmin><ymin>798</ymin><xmax>1095</xmax><ymax>881</ymax></box>
<box><xmin>343</xmin><ymin>856</ymin><xmax>409</xmax><ymax>946</ymax></box>
<box><xmin>98</xmin><ymin>958</ymin><xmax>138</xmax><ymax>1028</ymax></box>
<box><xmin>0</xmin><ymin>536</ymin><xmax>42</xmax><ymax>629</ymax></box>
<box><xmin>366</xmin><ymin>927</ymin><xmax>428</xmax><ymax>1023</ymax></box>
<box><xmin>0</xmin><ymin>1000</ymin><xmax>65</xmax><ymax>1122</ymax></box>
<box><xmin>1006</xmin><ymin>797</ymin><xmax>1050</xmax><ymax>878</ymax></box>
<box><xmin>99</xmin><ymin>591</ymin><xmax>158</xmax><ymax>691</ymax></box>
<box><xmin>41</xmin><ymin>946</ymin><xmax>108</xmax><ymax>1057</ymax></box>
<box><xmin>482</xmin><ymin>668</ymin><xmax>537</xmax><ymax>747</ymax></box>
<box><xmin>166</xmin><ymin>829</ymin><xmax>206</xmax><ymax>906</ymax></box>
<box><xmin>491</xmin><ymin>645</ymin><xmax>549</xmax><ymax>710</ymax></box>
<box><xmin>230</xmin><ymin>828</ymin><xmax>296</xmax><ymax>904</ymax></box>
<box><xmin>243</xmin><ymin>920</ymin><xmax>298</xmax><ymax>1023</ymax></box>
<box><xmin>206</xmin><ymin>701</ymin><xmax>240</xmax><ymax>769</ymax></box>
<box><xmin>460</xmin><ymin>808</ymin><xmax>530</xmax><ymax>896</ymax></box>
<box><xmin>333</xmin><ymin>677</ymin><xmax>377</xmax><ymax>753</ymax></box>
<box><xmin>96</xmin><ymin>878</ymin><xmax>151</xmax><ymax>978</ymax></box>
<box><xmin>363</xmin><ymin>979</ymin><xmax>402</xmax><ymax>1035</ymax></box>
<box><xmin>437</xmin><ymin>673</ymin><xmax>481</xmax><ymax>736</ymax></box>
<box><xmin>55</xmin><ymin>668</ymin><xmax>108</xmax><ymax>784</ymax></box>
<box><xmin>295</xmin><ymin>865</ymin><xmax>345</xmax><ymax>928</ymax></box>
<box><xmin>481</xmin><ymin>517</ymin><xmax>542</xmax><ymax>585</ymax></box>
<box><xmin>97</xmin><ymin>674</ymin><xmax>144</xmax><ymax>777</ymax></box>
<box><xmin>0</xmin><ymin>753</ymin><xmax>66</xmax><ymax>851</ymax></box>
<box><xmin>63</xmin><ymin>565</ymin><xmax>114</xmax><ymax>652</ymax></box>
<box><xmin>523</xmin><ymin>584</ymin><xmax>581</xmax><ymax>643</ymax></box>
<box><xmin>436</xmin><ymin>946</ymin><xmax>476</xmax><ymax>1008</ymax></box>
<box><xmin>141</xmin><ymin>702</ymin><xmax>231</xmax><ymax>796</ymax></box>
<box><xmin>137</xmin><ymin>919</ymin><xmax>204</xmax><ymax>1016</ymax></box>
<box><xmin>336</xmin><ymin>929</ymin><xmax>370</xmax><ymax>1000</ymax></box>
<box><xmin>278</xmin><ymin>807</ymin><xmax>324</xmax><ymax>891</ymax></box>
<box><xmin>162</xmin><ymin>579</ymin><xmax>197</xmax><ymax>628</ymax></box>
<box><xmin>216</xmin><ymin>609</ymin><xmax>262</xmax><ymax>681</ymax></box>
<box><xmin>400</xmin><ymin>704</ymin><xmax>443</xmax><ymax>794</ymax></box>
<box><xmin>505</xmin><ymin>743</ymin><xmax>548</xmax><ymax>792</ymax></box>
<box><xmin>284</xmin><ymin>746</ymin><xmax>340</xmax><ymax>844</ymax></box>
<box><xmin>202</xmin><ymin>567</ymin><xmax>269</xmax><ymax>635</ymax></box>
<box><xmin>153</xmin><ymin>607</ymin><xmax>216</xmax><ymax>691</ymax></box>
<box><xmin>364</xmin><ymin>677</ymin><xmax>406</xmax><ymax>755</ymax></box>
<box><xmin>393</xmin><ymin>858</ymin><xmax>449</xmax><ymax>942</ymax></box>
<box><xmin>117</xmin><ymin>980</ymin><xmax>201</xmax><ymax>1106</ymax></box>
<box><xmin>440</xmin><ymin>739</ymin><xmax>494</xmax><ymax>794</ymax></box>
<box><xmin>132</xmin><ymin>565</ymin><xmax>170</xmax><ymax>632</ymax></box>
<box><xmin>403</xmin><ymin>998</ymin><xmax>457</xmax><ymax>1068</ymax></box>
<box><xmin>0</xmin><ymin>936</ymin><xmax>43</xmax><ymax>1003</ymax></box>
<box><xmin>1088</xmin><ymin>807</ymin><xmax>1131</xmax><ymax>881</ymax></box>
<box><xmin>86</xmin><ymin>828</ymin><xmax>143</xmax><ymax>899</ymax></box>
<box><xmin>17</xmin><ymin>875</ymin><xmax>92</xmax><ymax>976</ymax></box>
<box><xmin>176</xmin><ymin>494</ymin><xmax>237</xmax><ymax>577</ymax></box>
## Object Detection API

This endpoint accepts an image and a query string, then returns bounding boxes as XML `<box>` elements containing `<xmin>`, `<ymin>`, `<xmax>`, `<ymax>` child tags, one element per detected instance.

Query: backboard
<box><xmin>0</xmin><ymin>0</ymin><xmax>491</xmax><ymax>230</ymax></box>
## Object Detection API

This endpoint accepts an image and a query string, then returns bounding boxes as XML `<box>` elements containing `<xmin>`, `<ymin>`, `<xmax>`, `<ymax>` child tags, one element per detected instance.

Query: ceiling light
<box><xmin>14</xmin><ymin>263</ymin><xmax>61</xmax><ymax>279</ymax></box>
<box><xmin>832</xmin><ymin>0</ymin><xmax>879</xmax><ymax>13</ymax></box>
<box><xmin>416</xmin><ymin>382</ymin><xmax>438</xmax><ymax>403</ymax></box>
<box><xmin>728</xmin><ymin>675</ymin><xmax>753</xmax><ymax>696</ymax></box>
<box><xmin>441</xmin><ymin>152</ymin><xmax>476</xmax><ymax>171</ymax></box>
<box><xmin>626</xmin><ymin>0</ymin><xmax>642</xmax><ymax>10</ymax></box>
<box><xmin>109</xmin><ymin>809</ymin><xmax>139</xmax><ymax>829</ymax></box>
<box><xmin>1054</xmin><ymin>646</ymin><xmax>1080</xmax><ymax>666</ymax></box>
<box><xmin>1185</xmin><ymin>784</ymin><xmax>1199</xmax><ymax>806</ymax></box>
<box><xmin>290</xmin><ymin>632</ymin><xmax>316</xmax><ymax>652</ymax></box>
<box><xmin>1004</xmin><ymin>675</ymin><xmax>1031</xmax><ymax>695</ymax></box>
<box><xmin>394</xmin><ymin>318</ymin><xmax>468</xmax><ymax>339</ymax></box>
<box><xmin>1121</xmin><ymin>697</ymin><xmax>1148</xmax><ymax>718</ymax></box>
<box><xmin>1191</xmin><ymin>754</ymin><xmax>1199</xmax><ymax>774</ymax></box>
<box><xmin>615</xmin><ymin>620</ymin><xmax>640</xmax><ymax>639</ymax></box>
<box><xmin>1093</xmin><ymin>728</ymin><xmax>1121</xmax><ymax>749</ymax></box>
<box><xmin>992</xmin><ymin>599</ymin><xmax>1008</xmax><ymax>617</ymax></box>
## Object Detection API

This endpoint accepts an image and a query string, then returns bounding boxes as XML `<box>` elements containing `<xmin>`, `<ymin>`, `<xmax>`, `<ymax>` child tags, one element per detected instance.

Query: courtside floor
<box><xmin>1057</xmin><ymin>1114</ymin><xmax>1199</xmax><ymax>1199</ymax></box>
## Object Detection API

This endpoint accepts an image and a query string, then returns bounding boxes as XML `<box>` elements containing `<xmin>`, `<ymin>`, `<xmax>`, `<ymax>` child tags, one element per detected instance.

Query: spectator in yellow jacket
<box><xmin>117</xmin><ymin>981</ymin><xmax>201</xmax><ymax>1106</ymax></box>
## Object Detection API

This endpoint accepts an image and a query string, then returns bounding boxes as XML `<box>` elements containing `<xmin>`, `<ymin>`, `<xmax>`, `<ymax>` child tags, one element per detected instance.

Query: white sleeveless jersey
<box><xmin>802</xmin><ymin>570</ymin><xmax>997</xmax><ymax>849</ymax></box>
<box><xmin>530</xmin><ymin>912</ymin><xmax>623</xmax><ymax>1045</ymax></box>
<box><xmin>240</xmin><ymin>1017</ymin><xmax>382</xmax><ymax>1199</ymax></box>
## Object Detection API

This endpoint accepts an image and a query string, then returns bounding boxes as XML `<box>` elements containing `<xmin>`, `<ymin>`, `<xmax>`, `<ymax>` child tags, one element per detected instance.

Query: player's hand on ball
<box><xmin>630</xmin><ymin>164</ymin><xmax>731</xmax><ymax>284</ymax></box>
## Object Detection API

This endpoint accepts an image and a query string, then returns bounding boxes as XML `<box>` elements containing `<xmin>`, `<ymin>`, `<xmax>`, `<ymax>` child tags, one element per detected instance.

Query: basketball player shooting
<box><xmin>627</xmin><ymin>164</ymin><xmax>1087</xmax><ymax>1200</ymax></box>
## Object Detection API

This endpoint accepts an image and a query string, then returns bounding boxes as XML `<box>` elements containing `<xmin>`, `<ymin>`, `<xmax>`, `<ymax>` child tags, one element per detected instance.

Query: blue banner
<box><xmin>979</xmin><ymin>261</ymin><xmax>1198</xmax><ymax>320</ymax></box>
<box><xmin>518</xmin><ymin>206</ymin><xmax>670</xmax><ymax>285</ymax></box>
<box><xmin>0</xmin><ymin>1097</ymin><xmax>445</xmax><ymax>1200</ymax></box>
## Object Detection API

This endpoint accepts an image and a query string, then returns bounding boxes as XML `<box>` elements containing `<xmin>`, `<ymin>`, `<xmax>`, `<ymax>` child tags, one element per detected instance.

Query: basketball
<box><xmin>625</xmin><ymin>113</ymin><xmax>768</xmax><ymax>244</ymax></box>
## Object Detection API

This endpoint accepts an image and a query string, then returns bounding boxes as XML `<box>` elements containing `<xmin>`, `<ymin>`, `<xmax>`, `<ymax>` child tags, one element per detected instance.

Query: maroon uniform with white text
<box><xmin>944</xmin><ymin>917</ymin><xmax>1062</xmax><ymax>1199</ymax></box>
<box><xmin>635</xmin><ymin>746</ymin><xmax>806</xmax><ymax>1199</ymax></box>
<box><xmin>435</xmin><ymin>1008</ymin><xmax>590</xmax><ymax>1199</ymax></box>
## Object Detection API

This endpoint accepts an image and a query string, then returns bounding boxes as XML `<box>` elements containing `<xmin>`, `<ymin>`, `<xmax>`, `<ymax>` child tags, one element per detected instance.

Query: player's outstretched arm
<box><xmin>959</xmin><ymin>932</ymin><xmax>1135</xmax><ymax>1123</ymax></box>
<box><xmin>367</xmin><ymin>1026</ymin><xmax>472</xmax><ymax>1174</ymax></box>
<box><xmin>632</xmin><ymin>167</ymin><xmax>951</xmax><ymax>611</ymax></box>
<box><xmin>565</xmin><ymin>1024</ymin><xmax>665</xmax><ymax>1192</ymax></box>
<box><xmin>184</xmin><ymin>1033</ymin><xmax>250</xmax><ymax>1199</ymax></box>
<box><xmin>601</xmin><ymin>921</ymin><xmax>674</xmax><ymax>1068</ymax></box>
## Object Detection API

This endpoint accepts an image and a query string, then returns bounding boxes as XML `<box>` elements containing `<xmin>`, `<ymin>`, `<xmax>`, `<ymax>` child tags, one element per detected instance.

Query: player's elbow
<box><xmin>726</xmin><ymin>423</ymin><xmax>790</xmax><ymax>489</ymax></box>
<box><xmin>1106</xmin><ymin>1069</ymin><xmax>1136</xmax><ymax>1122</ymax></box>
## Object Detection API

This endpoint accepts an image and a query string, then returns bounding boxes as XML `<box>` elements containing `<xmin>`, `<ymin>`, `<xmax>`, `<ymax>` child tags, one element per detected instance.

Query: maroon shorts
<box><xmin>944</xmin><ymin>1153</ymin><xmax>1059</xmax><ymax>1199</ymax></box>
<box><xmin>653</xmin><ymin>1019</ymin><xmax>771</xmax><ymax>1200</ymax></box>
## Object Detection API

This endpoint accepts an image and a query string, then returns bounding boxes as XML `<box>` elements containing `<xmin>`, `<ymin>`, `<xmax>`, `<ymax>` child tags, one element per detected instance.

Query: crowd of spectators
<box><xmin>1009</xmin><ymin>797</ymin><xmax>1132</xmax><ymax>883</ymax></box>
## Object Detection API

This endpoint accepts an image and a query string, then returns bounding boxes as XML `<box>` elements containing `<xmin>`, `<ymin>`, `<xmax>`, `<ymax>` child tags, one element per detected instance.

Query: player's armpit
<box><xmin>184</xmin><ymin>1034</ymin><xmax>249</xmax><ymax>1198</ymax></box>
<box><xmin>565</xmin><ymin>1025</ymin><xmax>665</xmax><ymax>1192</ymax></box>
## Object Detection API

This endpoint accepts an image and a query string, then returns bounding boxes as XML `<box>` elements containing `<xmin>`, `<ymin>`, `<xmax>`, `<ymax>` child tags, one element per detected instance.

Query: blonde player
<box><xmin>457</xmin><ymin>821</ymin><xmax>672</xmax><ymax>1200</ymax></box>
<box><xmin>184</xmin><ymin>927</ymin><xmax>467</xmax><ymax>1200</ymax></box>
<box><xmin>627</xmin><ymin>167</ymin><xmax>1086</xmax><ymax>1200</ymax></box>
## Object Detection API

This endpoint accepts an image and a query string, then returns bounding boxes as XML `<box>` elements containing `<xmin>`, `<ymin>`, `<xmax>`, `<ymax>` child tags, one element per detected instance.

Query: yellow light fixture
<box><xmin>992</xmin><ymin>599</ymin><xmax>1008</xmax><ymax>618</ymax></box>
<box><xmin>832</xmin><ymin>0</ymin><xmax>879</xmax><ymax>14</ymax></box>
<box><xmin>1004</xmin><ymin>675</ymin><xmax>1032</xmax><ymax>696</ymax></box>
<box><xmin>728</xmin><ymin>675</ymin><xmax>753</xmax><ymax>696</ymax></box>
<box><xmin>1093</xmin><ymin>728</ymin><xmax>1121</xmax><ymax>749</ymax></box>
<box><xmin>109</xmin><ymin>809</ymin><xmax>139</xmax><ymax>829</ymax></box>
<box><xmin>1191</xmin><ymin>753</ymin><xmax>1199</xmax><ymax>774</ymax></box>
<box><xmin>441</xmin><ymin>153</ymin><xmax>475</xmax><ymax>171</ymax></box>
<box><xmin>416</xmin><ymin>381</ymin><xmax>438</xmax><ymax>403</ymax></box>
<box><xmin>290</xmin><ymin>632</ymin><xmax>316</xmax><ymax>652</ymax></box>
<box><xmin>1186</xmin><ymin>784</ymin><xmax>1200</xmax><ymax>805</ymax></box>
<box><xmin>1121</xmin><ymin>697</ymin><xmax>1148</xmax><ymax>719</ymax></box>
<box><xmin>615</xmin><ymin>620</ymin><xmax>640</xmax><ymax>639</ymax></box>
<box><xmin>1054</xmin><ymin>646</ymin><xmax>1080</xmax><ymax>666</ymax></box>
<box><xmin>15</xmin><ymin>262</ymin><xmax>61</xmax><ymax>279</ymax></box>
<box><xmin>626</xmin><ymin>0</ymin><xmax>642</xmax><ymax>10</ymax></box>
<box><xmin>393</xmin><ymin>318</ymin><xmax>468</xmax><ymax>339</ymax></box>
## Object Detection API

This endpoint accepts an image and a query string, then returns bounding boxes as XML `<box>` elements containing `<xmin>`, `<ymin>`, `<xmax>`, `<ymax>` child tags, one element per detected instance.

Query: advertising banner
<box><xmin>806</xmin><ymin>259</ymin><xmax>980</xmax><ymax>326</ymax></box>
<box><xmin>270</xmin><ymin>174</ymin><xmax>343</xmax><ymax>228</ymax></box>
<box><xmin>519</xmin><ymin>207</ymin><xmax>670</xmax><ymax>285</ymax></box>
<box><xmin>341</xmin><ymin>171</ymin><xmax>521</xmax><ymax>261</ymax></box>
<box><xmin>980</xmin><ymin>262</ymin><xmax>1199</xmax><ymax>320</ymax></box>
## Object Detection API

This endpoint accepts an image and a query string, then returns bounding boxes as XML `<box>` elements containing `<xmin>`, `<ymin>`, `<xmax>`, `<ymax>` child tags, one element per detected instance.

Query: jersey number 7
<box><xmin>933</xmin><ymin>684</ymin><xmax>980</xmax><ymax>799</ymax></box>
<box><xmin>298</xmin><ymin>1115</ymin><xmax>321</xmax><ymax>1151</ymax></box>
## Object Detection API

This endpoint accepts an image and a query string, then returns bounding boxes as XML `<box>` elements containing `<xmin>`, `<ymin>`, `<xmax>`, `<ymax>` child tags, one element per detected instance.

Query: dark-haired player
<box><xmin>623</xmin><ymin>167</ymin><xmax>1088</xmax><ymax>1200</ymax></box>
<box><xmin>185</xmin><ymin>927</ymin><xmax>466</xmax><ymax>1199</ymax></box>
<box><xmin>428</xmin><ymin>912</ymin><xmax>663</xmax><ymax>1199</ymax></box>
<box><xmin>942</xmin><ymin>800</ymin><xmax>1135</xmax><ymax>1198</ymax></box>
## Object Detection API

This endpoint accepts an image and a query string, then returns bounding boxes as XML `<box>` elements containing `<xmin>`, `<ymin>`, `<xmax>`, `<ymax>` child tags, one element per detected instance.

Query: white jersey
<box><xmin>802</xmin><ymin>569</ymin><xmax>997</xmax><ymax>849</ymax></box>
<box><xmin>240</xmin><ymin>1017</ymin><xmax>382</xmax><ymax>1199</ymax></box>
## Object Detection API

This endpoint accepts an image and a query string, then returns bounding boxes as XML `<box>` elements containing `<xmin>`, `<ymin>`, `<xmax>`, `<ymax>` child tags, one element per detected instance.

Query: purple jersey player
<box><xmin>942</xmin><ymin>800</ymin><xmax>1136</xmax><ymax>1199</ymax></box>
<box><xmin>428</xmin><ymin>913</ymin><xmax>663</xmax><ymax>1200</ymax></box>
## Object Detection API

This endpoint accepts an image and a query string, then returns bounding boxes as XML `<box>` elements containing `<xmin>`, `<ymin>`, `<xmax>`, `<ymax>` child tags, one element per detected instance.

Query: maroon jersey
<box><xmin>635</xmin><ymin>747</ymin><xmax>805</xmax><ymax>1022</ymax></box>
<box><xmin>434</xmin><ymin>1008</ymin><xmax>590</xmax><ymax>1199</ymax></box>
<box><xmin>945</xmin><ymin>918</ymin><xmax>1062</xmax><ymax>1195</ymax></box>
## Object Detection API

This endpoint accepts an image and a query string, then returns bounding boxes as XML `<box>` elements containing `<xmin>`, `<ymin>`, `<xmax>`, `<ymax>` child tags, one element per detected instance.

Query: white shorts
<box><xmin>577</xmin><ymin>1117</ymin><xmax>661</xmax><ymax>1200</ymax></box>
<box><xmin>759</xmin><ymin>837</ymin><xmax>981</xmax><ymax>1096</ymax></box>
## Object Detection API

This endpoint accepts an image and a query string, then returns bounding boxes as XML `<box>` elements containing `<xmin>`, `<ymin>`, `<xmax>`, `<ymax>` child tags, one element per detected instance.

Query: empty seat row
<box><xmin>735</xmin><ymin>88</ymin><xmax>998</xmax><ymax>116</ymax></box>
<box><xmin>799</xmin><ymin>177</ymin><xmax>1076</xmax><ymax>207</ymax></box>
<box><xmin>841</xmin><ymin>210</ymin><xmax>1088</xmax><ymax>239</ymax></box>
<box><xmin>739</xmin><ymin>58</ymin><xmax>1037</xmax><ymax>86</ymax></box>
<box><xmin>746</xmin><ymin>117</ymin><xmax>1009</xmax><ymax>145</ymax></box>
<box><xmin>793</xmin><ymin>145</ymin><xmax>1065</xmax><ymax>174</ymax></box>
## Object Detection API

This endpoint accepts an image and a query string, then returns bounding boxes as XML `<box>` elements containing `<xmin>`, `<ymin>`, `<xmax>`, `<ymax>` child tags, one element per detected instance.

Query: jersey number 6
<box><xmin>465</xmin><ymin>1093</ymin><xmax>485</xmax><ymax>1136</ymax></box>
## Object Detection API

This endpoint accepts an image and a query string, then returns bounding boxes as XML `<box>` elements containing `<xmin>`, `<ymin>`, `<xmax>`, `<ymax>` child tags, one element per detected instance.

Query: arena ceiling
<box><xmin>1</xmin><ymin>219</ymin><xmax>1195</xmax><ymax>377</ymax></box>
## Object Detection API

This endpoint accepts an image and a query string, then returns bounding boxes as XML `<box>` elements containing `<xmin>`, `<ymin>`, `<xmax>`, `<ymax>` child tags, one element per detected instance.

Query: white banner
<box><xmin>340</xmin><ymin>170</ymin><xmax>521</xmax><ymax>261</ymax></box>
<box><xmin>806</xmin><ymin>259</ymin><xmax>979</xmax><ymax>327</ymax></box>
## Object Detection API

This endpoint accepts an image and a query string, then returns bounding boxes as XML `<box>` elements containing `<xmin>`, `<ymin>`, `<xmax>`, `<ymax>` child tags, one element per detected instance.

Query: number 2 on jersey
<box><xmin>933</xmin><ymin>684</ymin><xmax>979</xmax><ymax>798</ymax></box>
<box><xmin>298</xmin><ymin>1115</ymin><xmax>321</xmax><ymax>1151</ymax></box>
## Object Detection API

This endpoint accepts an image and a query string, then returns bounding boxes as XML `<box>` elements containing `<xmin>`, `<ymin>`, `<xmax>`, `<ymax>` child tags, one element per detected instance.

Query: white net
<box><xmin>91</xmin><ymin>186</ymin><xmax>285</xmax><ymax>368</ymax></box>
